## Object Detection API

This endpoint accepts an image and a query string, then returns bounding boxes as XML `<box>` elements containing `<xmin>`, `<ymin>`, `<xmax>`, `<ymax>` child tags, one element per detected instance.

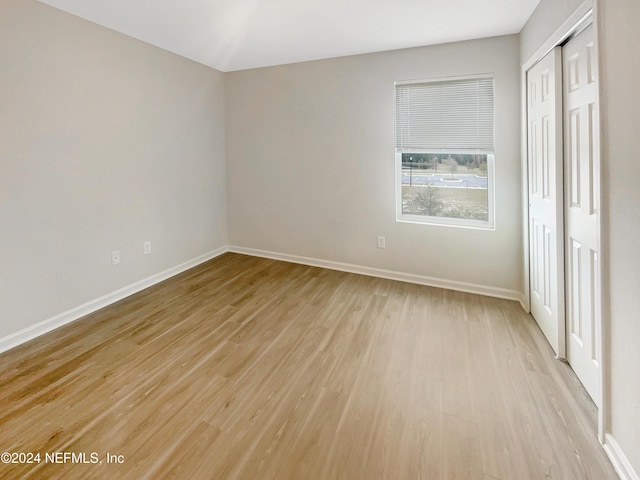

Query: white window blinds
<box><xmin>395</xmin><ymin>76</ymin><xmax>494</xmax><ymax>153</ymax></box>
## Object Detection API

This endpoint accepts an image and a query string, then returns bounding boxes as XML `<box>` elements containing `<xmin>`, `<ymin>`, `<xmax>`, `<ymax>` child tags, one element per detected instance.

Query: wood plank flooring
<box><xmin>0</xmin><ymin>253</ymin><xmax>618</xmax><ymax>479</ymax></box>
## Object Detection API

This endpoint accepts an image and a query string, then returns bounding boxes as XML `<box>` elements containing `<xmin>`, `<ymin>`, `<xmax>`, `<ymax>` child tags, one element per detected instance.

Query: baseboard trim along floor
<box><xmin>604</xmin><ymin>434</ymin><xmax>640</xmax><ymax>480</ymax></box>
<box><xmin>1</xmin><ymin>245</ymin><xmax>527</xmax><ymax>356</ymax></box>
<box><xmin>0</xmin><ymin>247</ymin><xmax>227</xmax><ymax>355</ymax></box>
<box><xmin>229</xmin><ymin>245</ymin><xmax>525</xmax><ymax>306</ymax></box>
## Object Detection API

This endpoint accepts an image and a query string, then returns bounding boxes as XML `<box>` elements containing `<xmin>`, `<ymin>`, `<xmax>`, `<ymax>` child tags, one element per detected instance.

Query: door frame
<box><xmin>520</xmin><ymin>0</ymin><xmax>607</xmax><ymax>443</ymax></box>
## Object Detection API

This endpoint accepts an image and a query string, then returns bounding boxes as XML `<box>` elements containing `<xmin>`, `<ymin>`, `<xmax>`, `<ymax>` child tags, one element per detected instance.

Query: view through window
<box><xmin>401</xmin><ymin>152</ymin><xmax>492</xmax><ymax>221</ymax></box>
<box><xmin>395</xmin><ymin>76</ymin><xmax>494</xmax><ymax>227</ymax></box>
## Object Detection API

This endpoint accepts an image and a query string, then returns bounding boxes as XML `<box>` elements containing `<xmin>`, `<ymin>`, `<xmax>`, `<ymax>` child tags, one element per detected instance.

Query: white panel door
<box><xmin>527</xmin><ymin>48</ymin><xmax>565</xmax><ymax>357</ymax></box>
<box><xmin>563</xmin><ymin>24</ymin><xmax>601</xmax><ymax>407</ymax></box>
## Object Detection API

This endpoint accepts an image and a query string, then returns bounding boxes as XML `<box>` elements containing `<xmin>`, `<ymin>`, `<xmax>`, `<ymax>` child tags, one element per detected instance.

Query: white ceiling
<box><xmin>38</xmin><ymin>0</ymin><xmax>540</xmax><ymax>72</ymax></box>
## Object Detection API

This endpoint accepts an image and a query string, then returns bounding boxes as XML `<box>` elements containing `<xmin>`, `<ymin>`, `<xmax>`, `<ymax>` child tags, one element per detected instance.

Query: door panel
<box><xmin>527</xmin><ymin>47</ymin><xmax>565</xmax><ymax>357</ymax></box>
<box><xmin>563</xmin><ymin>24</ymin><xmax>601</xmax><ymax>407</ymax></box>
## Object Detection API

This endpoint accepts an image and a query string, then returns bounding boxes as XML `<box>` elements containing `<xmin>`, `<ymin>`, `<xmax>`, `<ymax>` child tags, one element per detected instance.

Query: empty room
<box><xmin>1</xmin><ymin>0</ymin><xmax>638</xmax><ymax>479</ymax></box>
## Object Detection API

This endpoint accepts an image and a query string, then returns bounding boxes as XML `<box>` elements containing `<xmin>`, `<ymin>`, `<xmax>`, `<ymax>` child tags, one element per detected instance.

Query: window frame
<box><xmin>394</xmin><ymin>74</ymin><xmax>496</xmax><ymax>230</ymax></box>
<box><xmin>395</xmin><ymin>151</ymin><xmax>495</xmax><ymax>229</ymax></box>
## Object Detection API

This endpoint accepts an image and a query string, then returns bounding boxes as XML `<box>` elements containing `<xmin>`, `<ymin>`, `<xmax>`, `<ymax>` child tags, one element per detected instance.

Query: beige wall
<box><xmin>225</xmin><ymin>35</ymin><xmax>522</xmax><ymax>296</ymax></box>
<box><xmin>521</xmin><ymin>0</ymin><xmax>640</xmax><ymax>475</ymax></box>
<box><xmin>0</xmin><ymin>0</ymin><xmax>227</xmax><ymax>340</ymax></box>
<box><xmin>599</xmin><ymin>0</ymin><xmax>640</xmax><ymax>475</ymax></box>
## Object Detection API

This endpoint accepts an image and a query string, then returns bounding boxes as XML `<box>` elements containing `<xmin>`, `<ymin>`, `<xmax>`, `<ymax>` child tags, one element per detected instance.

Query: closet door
<box><xmin>527</xmin><ymin>47</ymin><xmax>565</xmax><ymax>357</ymax></box>
<box><xmin>563</xmin><ymin>24</ymin><xmax>601</xmax><ymax>407</ymax></box>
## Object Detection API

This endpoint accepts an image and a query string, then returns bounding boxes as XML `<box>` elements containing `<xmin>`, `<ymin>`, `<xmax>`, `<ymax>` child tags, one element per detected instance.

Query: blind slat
<box><xmin>395</xmin><ymin>76</ymin><xmax>494</xmax><ymax>152</ymax></box>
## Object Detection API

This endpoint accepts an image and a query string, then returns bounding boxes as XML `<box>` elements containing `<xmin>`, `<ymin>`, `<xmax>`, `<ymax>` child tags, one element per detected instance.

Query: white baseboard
<box><xmin>0</xmin><ymin>247</ymin><xmax>228</xmax><ymax>355</ymax></box>
<box><xmin>517</xmin><ymin>293</ymin><xmax>528</xmax><ymax>312</ymax></box>
<box><xmin>229</xmin><ymin>246</ymin><xmax>522</xmax><ymax>302</ymax></box>
<box><xmin>0</xmin><ymin>245</ymin><xmax>525</xmax><ymax>354</ymax></box>
<box><xmin>604</xmin><ymin>434</ymin><xmax>639</xmax><ymax>480</ymax></box>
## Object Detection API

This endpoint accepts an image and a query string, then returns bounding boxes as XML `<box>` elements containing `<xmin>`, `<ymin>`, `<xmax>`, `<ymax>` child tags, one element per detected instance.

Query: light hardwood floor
<box><xmin>0</xmin><ymin>253</ymin><xmax>618</xmax><ymax>479</ymax></box>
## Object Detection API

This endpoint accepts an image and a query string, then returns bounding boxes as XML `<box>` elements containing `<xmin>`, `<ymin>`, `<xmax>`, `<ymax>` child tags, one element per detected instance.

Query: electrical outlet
<box><xmin>377</xmin><ymin>236</ymin><xmax>386</xmax><ymax>249</ymax></box>
<box><xmin>111</xmin><ymin>250</ymin><xmax>121</xmax><ymax>265</ymax></box>
<box><xmin>144</xmin><ymin>241</ymin><xmax>151</xmax><ymax>255</ymax></box>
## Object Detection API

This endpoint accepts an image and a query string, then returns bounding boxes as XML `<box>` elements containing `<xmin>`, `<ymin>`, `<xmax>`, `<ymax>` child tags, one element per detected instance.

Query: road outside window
<box><xmin>401</xmin><ymin>153</ymin><xmax>490</xmax><ymax>222</ymax></box>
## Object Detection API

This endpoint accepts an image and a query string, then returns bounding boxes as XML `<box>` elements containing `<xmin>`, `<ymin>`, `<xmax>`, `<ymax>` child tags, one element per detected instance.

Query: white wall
<box><xmin>521</xmin><ymin>0</ymin><xmax>640</xmax><ymax>476</ymax></box>
<box><xmin>598</xmin><ymin>0</ymin><xmax>640</xmax><ymax>475</ymax></box>
<box><xmin>225</xmin><ymin>35</ymin><xmax>522</xmax><ymax>296</ymax></box>
<box><xmin>0</xmin><ymin>0</ymin><xmax>227</xmax><ymax>341</ymax></box>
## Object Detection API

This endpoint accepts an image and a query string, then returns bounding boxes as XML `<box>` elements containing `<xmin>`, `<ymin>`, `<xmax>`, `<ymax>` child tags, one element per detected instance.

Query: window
<box><xmin>395</xmin><ymin>75</ymin><xmax>495</xmax><ymax>228</ymax></box>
